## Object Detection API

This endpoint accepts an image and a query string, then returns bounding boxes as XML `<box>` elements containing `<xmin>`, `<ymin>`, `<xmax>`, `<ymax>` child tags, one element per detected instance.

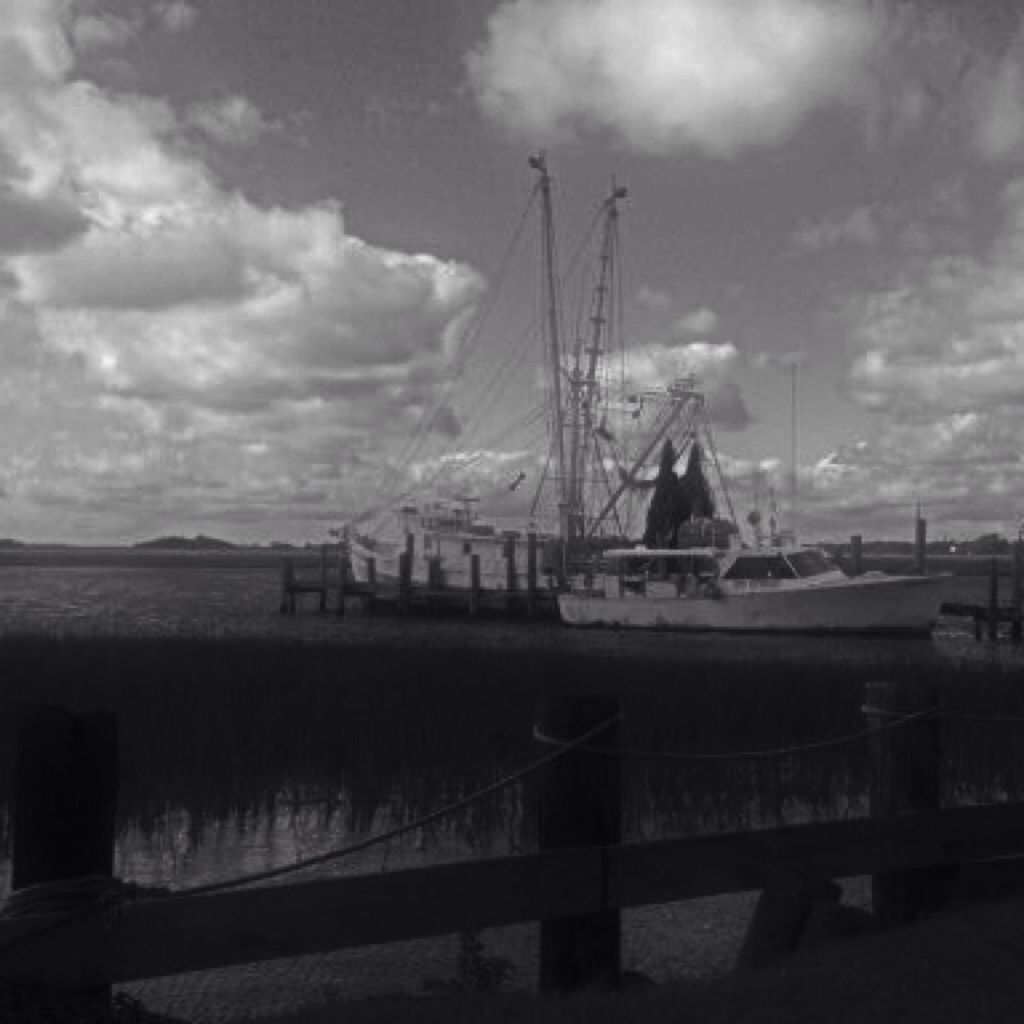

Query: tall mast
<box><xmin>568</xmin><ymin>179</ymin><xmax>627</xmax><ymax>540</ymax></box>
<box><xmin>529</xmin><ymin>153</ymin><xmax>568</xmax><ymax>539</ymax></box>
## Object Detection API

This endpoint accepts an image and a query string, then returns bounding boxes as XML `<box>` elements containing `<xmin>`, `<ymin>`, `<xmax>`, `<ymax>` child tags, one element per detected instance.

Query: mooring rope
<box><xmin>533</xmin><ymin>708</ymin><xmax>935</xmax><ymax>763</ymax></box>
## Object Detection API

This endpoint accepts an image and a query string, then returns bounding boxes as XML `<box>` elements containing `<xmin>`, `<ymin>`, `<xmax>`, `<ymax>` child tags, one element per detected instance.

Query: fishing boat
<box><xmin>557</xmin><ymin>545</ymin><xmax>941</xmax><ymax>634</ymax></box>
<box><xmin>344</xmin><ymin>154</ymin><xmax>701</xmax><ymax>590</ymax></box>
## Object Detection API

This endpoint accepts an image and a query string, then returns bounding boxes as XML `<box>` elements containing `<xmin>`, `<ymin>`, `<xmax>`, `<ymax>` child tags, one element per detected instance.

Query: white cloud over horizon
<box><xmin>467</xmin><ymin>0</ymin><xmax>878</xmax><ymax>157</ymax></box>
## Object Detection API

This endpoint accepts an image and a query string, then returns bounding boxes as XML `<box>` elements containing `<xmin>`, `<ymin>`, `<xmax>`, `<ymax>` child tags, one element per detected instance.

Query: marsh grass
<box><xmin>0</xmin><ymin>633</ymin><xmax>1022</xmax><ymax>858</ymax></box>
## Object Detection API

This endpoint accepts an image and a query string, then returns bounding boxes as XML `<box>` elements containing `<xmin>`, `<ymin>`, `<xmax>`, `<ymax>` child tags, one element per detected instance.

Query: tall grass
<box><xmin>0</xmin><ymin>633</ymin><xmax>1022</xmax><ymax>858</ymax></box>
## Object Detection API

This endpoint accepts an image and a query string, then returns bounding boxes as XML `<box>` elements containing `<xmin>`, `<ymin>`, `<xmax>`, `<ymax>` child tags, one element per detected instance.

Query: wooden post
<box><xmin>279</xmin><ymin>558</ymin><xmax>295</xmax><ymax>615</ymax></box>
<box><xmin>319</xmin><ymin>544</ymin><xmax>328</xmax><ymax>613</ymax></box>
<box><xmin>1013</xmin><ymin>541</ymin><xmax>1023</xmax><ymax>643</ymax></box>
<box><xmin>914</xmin><ymin>517</ymin><xmax>927</xmax><ymax>576</ymax></box>
<box><xmin>11</xmin><ymin>708</ymin><xmax>118</xmax><ymax>1009</ymax></box>
<box><xmin>336</xmin><ymin>547</ymin><xmax>346</xmax><ymax>619</ymax></box>
<box><xmin>366</xmin><ymin>557</ymin><xmax>377</xmax><ymax>617</ymax></box>
<box><xmin>468</xmin><ymin>553</ymin><xmax>481</xmax><ymax>616</ymax></box>
<box><xmin>537</xmin><ymin>695</ymin><xmax>621</xmax><ymax>992</ymax></box>
<box><xmin>850</xmin><ymin>534</ymin><xmax>863</xmax><ymax>576</ymax></box>
<box><xmin>505</xmin><ymin>536</ymin><xmax>517</xmax><ymax>594</ymax></box>
<box><xmin>988</xmin><ymin>556</ymin><xmax>999</xmax><ymax>643</ymax></box>
<box><xmin>398</xmin><ymin>551</ymin><xmax>411</xmax><ymax>616</ymax></box>
<box><xmin>864</xmin><ymin>679</ymin><xmax>949</xmax><ymax>925</ymax></box>
<box><xmin>428</xmin><ymin>556</ymin><xmax>442</xmax><ymax>591</ymax></box>
<box><xmin>527</xmin><ymin>532</ymin><xmax>538</xmax><ymax>616</ymax></box>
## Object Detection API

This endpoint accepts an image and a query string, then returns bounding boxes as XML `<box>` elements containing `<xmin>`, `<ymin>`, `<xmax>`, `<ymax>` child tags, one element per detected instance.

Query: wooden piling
<box><xmin>336</xmin><ymin>548</ymin><xmax>346</xmax><ymax>619</ymax></box>
<box><xmin>279</xmin><ymin>558</ymin><xmax>296</xmax><ymax>615</ymax></box>
<box><xmin>11</xmin><ymin>708</ymin><xmax>118</xmax><ymax>1009</ymax></box>
<box><xmin>398</xmin><ymin>551</ymin><xmax>411</xmax><ymax>616</ymax></box>
<box><xmin>319</xmin><ymin>544</ymin><xmax>328</xmax><ymax>613</ymax></box>
<box><xmin>428</xmin><ymin>556</ymin><xmax>442</xmax><ymax>590</ymax></box>
<box><xmin>988</xmin><ymin>556</ymin><xmax>999</xmax><ymax>643</ymax></box>
<box><xmin>365</xmin><ymin>557</ymin><xmax>377</xmax><ymax>617</ymax></box>
<box><xmin>527</xmin><ymin>532</ymin><xmax>538</xmax><ymax>616</ymax></box>
<box><xmin>850</xmin><ymin>534</ymin><xmax>863</xmax><ymax>576</ymax></box>
<box><xmin>505</xmin><ymin>535</ymin><xmax>518</xmax><ymax>594</ymax></box>
<box><xmin>537</xmin><ymin>695</ymin><xmax>621</xmax><ymax>992</ymax></box>
<box><xmin>914</xmin><ymin>517</ymin><xmax>927</xmax><ymax>576</ymax></box>
<box><xmin>1013</xmin><ymin>541</ymin><xmax>1023</xmax><ymax>643</ymax></box>
<box><xmin>864</xmin><ymin>679</ymin><xmax>949</xmax><ymax>925</ymax></box>
<box><xmin>468</xmin><ymin>553</ymin><xmax>481</xmax><ymax>616</ymax></box>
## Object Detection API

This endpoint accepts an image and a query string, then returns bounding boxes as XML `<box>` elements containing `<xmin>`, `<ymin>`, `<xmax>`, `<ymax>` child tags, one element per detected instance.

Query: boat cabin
<box><xmin>600</xmin><ymin>547</ymin><xmax>721</xmax><ymax>598</ymax></box>
<box><xmin>721</xmin><ymin>548</ymin><xmax>837</xmax><ymax>581</ymax></box>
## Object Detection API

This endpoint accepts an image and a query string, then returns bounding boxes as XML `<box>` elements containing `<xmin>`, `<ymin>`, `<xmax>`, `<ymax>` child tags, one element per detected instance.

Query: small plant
<box><xmin>421</xmin><ymin>929</ymin><xmax>514</xmax><ymax>995</ymax></box>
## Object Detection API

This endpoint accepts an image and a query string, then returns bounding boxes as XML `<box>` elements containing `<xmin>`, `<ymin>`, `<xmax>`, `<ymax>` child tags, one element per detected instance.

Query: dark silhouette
<box><xmin>642</xmin><ymin>439</ymin><xmax>716</xmax><ymax>547</ymax></box>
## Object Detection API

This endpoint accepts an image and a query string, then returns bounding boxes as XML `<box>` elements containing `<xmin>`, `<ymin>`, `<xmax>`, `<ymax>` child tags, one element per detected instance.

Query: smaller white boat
<box><xmin>558</xmin><ymin>545</ymin><xmax>941</xmax><ymax>635</ymax></box>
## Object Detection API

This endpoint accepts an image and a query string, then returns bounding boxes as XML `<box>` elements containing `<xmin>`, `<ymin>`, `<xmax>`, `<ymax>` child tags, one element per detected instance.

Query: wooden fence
<box><xmin>2</xmin><ymin>683</ymin><xmax>1024</xmax><ymax>1000</ymax></box>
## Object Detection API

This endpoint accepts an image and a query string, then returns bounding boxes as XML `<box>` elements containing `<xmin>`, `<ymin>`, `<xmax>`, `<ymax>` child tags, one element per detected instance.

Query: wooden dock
<box><xmin>279</xmin><ymin>535</ymin><xmax>560</xmax><ymax>620</ymax></box>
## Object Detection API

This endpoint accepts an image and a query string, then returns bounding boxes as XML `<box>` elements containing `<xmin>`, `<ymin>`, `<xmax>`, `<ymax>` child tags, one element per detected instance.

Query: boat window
<box><xmin>463</xmin><ymin>541</ymin><xmax>472</xmax><ymax>555</ymax></box>
<box><xmin>722</xmin><ymin>555</ymin><xmax>795</xmax><ymax>580</ymax></box>
<box><xmin>785</xmin><ymin>550</ymin><xmax>834</xmax><ymax>578</ymax></box>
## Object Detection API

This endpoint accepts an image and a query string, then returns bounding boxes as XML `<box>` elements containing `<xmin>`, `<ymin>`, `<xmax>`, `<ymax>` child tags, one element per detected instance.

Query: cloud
<box><xmin>624</xmin><ymin>340</ymin><xmax>749</xmax><ymax>430</ymax></box>
<box><xmin>153</xmin><ymin>2</ymin><xmax>197</xmax><ymax>35</ymax></box>
<box><xmin>186</xmin><ymin>95</ymin><xmax>275</xmax><ymax>148</ymax></box>
<box><xmin>792</xmin><ymin>205</ymin><xmax>880</xmax><ymax>253</ymax></box>
<box><xmin>970</xmin><ymin>33</ymin><xmax>1024</xmax><ymax>160</ymax></box>
<box><xmin>70</xmin><ymin>13</ymin><xmax>138</xmax><ymax>52</ymax></box>
<box><xmin>635</xmin><ymin>284</ymin><xmax>672</xmax><ymax>311</ymax></box>
<box><xmin>673</xmin><ymin>306</ymin><xmax>718</xmax><ymax>337</ymax></box>
<box><xmin>466</xmin><ymin>0</ymin><xmax>878</xmax><ymax>157</ymax></box>
<box><xmin>0</xmin><ymin>1</ymin><xmax>487</xmax><ymax>541</ymax></box>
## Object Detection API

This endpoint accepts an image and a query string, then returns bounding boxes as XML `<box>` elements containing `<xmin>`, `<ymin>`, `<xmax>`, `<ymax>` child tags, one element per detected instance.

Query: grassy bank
<box><xmin>0</xmin><ymin>630</ymin><xmax>1022</xmax><ymax>853</ymax></box>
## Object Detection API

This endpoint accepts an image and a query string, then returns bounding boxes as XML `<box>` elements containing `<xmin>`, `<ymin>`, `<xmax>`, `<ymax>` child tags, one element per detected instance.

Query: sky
<box><xmin>3</xmin><ymin>0</ymin><xmax>1024</xmax><ymax>544</ymax></box>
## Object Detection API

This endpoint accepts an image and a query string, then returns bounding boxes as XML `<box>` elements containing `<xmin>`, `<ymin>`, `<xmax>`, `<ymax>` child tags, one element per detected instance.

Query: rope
<box><xmin>533</xmin><ymin>709</ymin><xmax>934</xmax><ymax>763</ymax></box>
<box><xmin>168</xmin><ymin>712</ymin><xmax>622</xmax><ymax>900</ymax></box>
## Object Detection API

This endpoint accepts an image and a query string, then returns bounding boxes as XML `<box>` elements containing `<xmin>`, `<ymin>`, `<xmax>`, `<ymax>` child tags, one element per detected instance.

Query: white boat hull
<box><xmin>558</xmin><ymin>574</ymin><xmax>942</xmax><ymax>635</ymax></box>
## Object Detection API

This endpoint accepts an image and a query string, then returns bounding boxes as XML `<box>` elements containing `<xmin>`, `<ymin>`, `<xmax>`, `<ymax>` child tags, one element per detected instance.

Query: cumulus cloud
<box><xmin>792</xmin><ymin>205</ymin><xmax>880</xmax><ymax>253</ymax></box>
<box><xmin>153</xmin><ymin>1</ymin><xmax>197</xmax><ymax>35</ymax></box>
<box><xmin>673</xmin><ymin>306</ymin><xmax>718</xmax><ymax>337</ymax></box>
<box><xmin>0</xmin><ymin>0</ymin><xmax>486</xmax><ymax>540</ymax></box>
<box><xmin>466</xmin><ymin>0</ymin><xmax>878</xmax><ymax>157</ymax></box>
<box><xmin>186</xmin><ymin>95</ymin><xmax>275</xmax><ymax>148</ymax></box>
<box><xmin>624</xmin><ymin>340</ymin><xmax>749</xmax><ymax>429</ymax></box>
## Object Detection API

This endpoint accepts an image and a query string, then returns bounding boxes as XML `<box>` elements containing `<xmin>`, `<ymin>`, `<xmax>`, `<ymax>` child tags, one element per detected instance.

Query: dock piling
<box><xmin>850</xmin><ymin>534</ymin><xmax>862</xmax><ymax>576</ymax></box>
<box><xmin>468</xmin><ymin>554</ymin><xmax>481</xmax><ymax>616</ymax></box>
<box><xmin>989</xmin><ymin>556</ymin><xmax>999</xmax><ymax>643</ymax></box>
<box><xmin>914</xmin><ymin>517</ymin><xmax>927</xmax><ymax>576</ymax></box>
<box><xmin>527</xmin><ymin>532</ymin><xmax>538</xmax><ymax>616</ymax></box>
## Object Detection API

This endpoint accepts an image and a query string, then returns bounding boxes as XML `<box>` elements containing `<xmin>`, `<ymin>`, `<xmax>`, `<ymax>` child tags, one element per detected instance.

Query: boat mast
<box><xmin>529</xmin><ymin>153</ymin><xmax>568</xmax><ymax>541</ymax></box>
<box><xmin>568</xmin><ymin>180</ymin><xmax>627</xmax><ymax>541</ymax></box>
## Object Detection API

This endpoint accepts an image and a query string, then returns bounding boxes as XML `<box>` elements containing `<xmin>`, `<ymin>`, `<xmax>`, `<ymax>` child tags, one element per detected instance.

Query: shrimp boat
<box><xmin>345</xmin><ymin>154</ymin><xmax>703</xmax><ymax>592</ymax></box>
<box><xmin>557</xmin><ymin>545</ymin><xmax>941</xmax><ymax>634</ymax></box>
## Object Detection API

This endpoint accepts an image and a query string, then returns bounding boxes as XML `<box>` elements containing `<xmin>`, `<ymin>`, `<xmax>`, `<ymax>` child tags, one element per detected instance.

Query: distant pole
<box><xmin>537</xmin><ymin>695</ymin><xmax>621</xmax><ymax>991</ymax></box>
<box><xmin>850</xmin><ymin>534</ymin><xmax>863</xmax><ymax>576</ymax></box>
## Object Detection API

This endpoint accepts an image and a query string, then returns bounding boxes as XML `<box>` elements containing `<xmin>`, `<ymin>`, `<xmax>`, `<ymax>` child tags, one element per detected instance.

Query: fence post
<box><xmin>468</xmin><ymin>553</ymin><xmax>481</xmax><ymax>616</ymax></box>
<box><xmin>537</xmin><ymin>695</ymin><xmax>621</xmax><ymax>992</ymax></box>
<box><xmin>11</xmin><ymin>708</ymin><xmax>118</xmax><ymax>1007</ymax></box>
<box><xmin>850</xmin><ymin>534</ymin><xmax>862</xmax><ymax>576</ymax></box>
<box><xmin>989</xmin><ymin>556</ymin><xmax>1000</xmax><ymax>643</ymax></box>
<box><xmin>864</xmin><ymin>679</ymin><xmax>949</xmax><ymax>925</ymax></box>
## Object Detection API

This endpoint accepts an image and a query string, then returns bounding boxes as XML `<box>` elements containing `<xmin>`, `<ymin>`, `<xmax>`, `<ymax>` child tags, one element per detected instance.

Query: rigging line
<box><xmin>375</xmin><ymin>184</ymin><xmax>542</xmax><ymax>501</ymax></box>
<box><xmin>168</xmin><ymin>714</ymin><xmax>622</xmax><ymax>899</ymax></box>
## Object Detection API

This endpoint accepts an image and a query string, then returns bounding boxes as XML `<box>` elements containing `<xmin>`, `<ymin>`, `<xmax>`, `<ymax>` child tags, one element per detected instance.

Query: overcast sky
<box><xmin>3</xmin><ymin>0</ymin><xmax>1024</xmax><ymax>543</ymax></box>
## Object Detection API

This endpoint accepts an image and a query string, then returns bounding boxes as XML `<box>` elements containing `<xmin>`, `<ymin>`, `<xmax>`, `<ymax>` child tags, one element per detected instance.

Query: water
<box><xmin>0</xmin><ymin>553</ymin><xmax>1018</xmax><ymax>1017</ymax></box>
